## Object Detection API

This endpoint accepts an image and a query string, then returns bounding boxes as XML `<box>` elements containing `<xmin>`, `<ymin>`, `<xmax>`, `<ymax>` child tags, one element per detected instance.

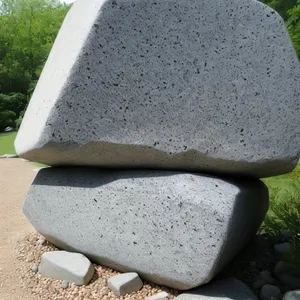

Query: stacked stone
<box><xmin>15</xmin><ymin>0</ymin><xmax>300</xmax><ymax>291</ymax></box>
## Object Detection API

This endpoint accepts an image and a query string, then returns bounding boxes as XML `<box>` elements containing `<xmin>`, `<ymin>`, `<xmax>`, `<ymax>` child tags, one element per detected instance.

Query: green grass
<box><xmin>0</xmin><ymin>131</ymin><xmax>47</xmax><ymax>168</ymax></box>
<box><xmin>261</xmin><ymin>162</ymin><xmax>300</xmax><ymax>273</ymax></box>
<box><xmin>262</xmin><ymin>162</ymin><xmax>300</xmax><ymax>235</ymax></box>
<box><xmin>0</xmin><ymin>131</ymin><xmax>17</xmax><ymax>155</ymax></box>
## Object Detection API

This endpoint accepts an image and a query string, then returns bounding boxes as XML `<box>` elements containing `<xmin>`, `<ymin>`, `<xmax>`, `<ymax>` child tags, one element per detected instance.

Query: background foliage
<box><xmin>262</xmin><ymin>164</ymin><xmax>300</xmax><ymax>273</ymax></box>
<box><xmin>261</xmin><ymin>0</ymin><xmax>300</xmax><ymax>57</ymax></box>
<box><xmin>0</xmin><ymin>0</ymin><xmax>70</xmax><ymax>130</ymax></box>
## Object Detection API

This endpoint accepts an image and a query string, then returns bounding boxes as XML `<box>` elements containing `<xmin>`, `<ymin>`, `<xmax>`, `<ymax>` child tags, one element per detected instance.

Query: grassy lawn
<box><xmin>261</xmin><ymin>161</ymin><xmax>300</xmax><ymax>271</ymax></box>
<box><xmin>0</xmin><ymin>132</ymin><xmax>17</xmax><ymax>155</ymax></box>
<box><xmin>0</xmin><ymin>131</ymin><xmax>47</xmax><ymax>167</ymax></box>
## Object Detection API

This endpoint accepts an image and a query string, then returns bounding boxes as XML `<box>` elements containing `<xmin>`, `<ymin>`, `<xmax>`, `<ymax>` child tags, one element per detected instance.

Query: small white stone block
<box><xmin>39</xmin><ymin>251</ymin><xmax>94</xmax><ymax>285</ymax></box>
<box><xmin>145</xmin><ymin>292</ymin><xmax>169</xmax><ymax>300</ymax></box>
<box><xmin>108</xmin><ymin>272</ymin><xmax>143</xmax><ymax>296</ymax></box>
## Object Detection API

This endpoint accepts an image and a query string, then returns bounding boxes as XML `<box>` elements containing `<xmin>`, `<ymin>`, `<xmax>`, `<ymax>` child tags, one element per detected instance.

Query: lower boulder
<box><xmin>23</xmin><ymin>168</ymin><xmax>268</xmax><ymax>290</ymax></box>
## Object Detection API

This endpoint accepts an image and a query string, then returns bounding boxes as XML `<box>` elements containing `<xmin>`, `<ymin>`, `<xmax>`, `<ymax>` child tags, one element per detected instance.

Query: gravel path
<box><xmin>0</xmin><ymin>158</ymin><xmax>37</xmax><ymax>300</ymax></box>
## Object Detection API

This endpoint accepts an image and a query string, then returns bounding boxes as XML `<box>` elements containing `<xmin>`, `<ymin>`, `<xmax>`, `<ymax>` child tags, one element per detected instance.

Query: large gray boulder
<box><xmin>23</xmin><ymin>168</ymin><xmax>269</xmax><ymax>290</ymax></box>
<box><xmin>14</xmin><ymin>0</ymin><xmax>300</xmax><ymax>178</ymax></box>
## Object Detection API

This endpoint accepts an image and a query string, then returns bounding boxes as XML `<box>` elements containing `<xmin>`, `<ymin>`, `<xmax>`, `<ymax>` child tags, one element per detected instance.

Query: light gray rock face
<box><xmin>15</xmin><ymin>0</ymin><xmax>300</xmax><ymax>178</ymax></box>
<box><xmin>38</xmin><ymin>251</ymin><xmax>94</xmax><ymax>285</ymax></box>
<box><xmin>23</xmin><ymin>168</ymin><xmax>268</xmax><ymax>290</ymax></box>
<box><xmin>175</xmin><ymin>278</ymin><xmax>258</xmax><ymax>299</ymax></box>
<box><xmin>108</xmin><ymin>273</ymin><xmax>143</xmax><ymax>296</ymax></box>
<box><xmin>283</xmin><ymin>290</ymin><xmax>300</xmax><ymax>300</ymax></box>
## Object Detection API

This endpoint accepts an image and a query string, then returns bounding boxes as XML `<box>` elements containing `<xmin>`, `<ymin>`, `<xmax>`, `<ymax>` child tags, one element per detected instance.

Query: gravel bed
<box><xmin>16</xmin><ymin>232</ymin><xmax>179</xmax><ymax>300</ymax></box>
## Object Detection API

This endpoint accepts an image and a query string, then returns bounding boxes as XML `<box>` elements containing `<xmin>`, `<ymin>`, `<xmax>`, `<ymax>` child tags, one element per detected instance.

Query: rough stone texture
<box><xmin>260</xmin><ymin>284</ymin><xmax>282</xmax><ymax>300</ymax></box>
<box><xmin>108</xmin><ymin>273</ymin><xmax>143</xmax><ymax>296</ymax></box>
<box><xmin>175</xmin><ymin>278</ymin><xmax>258</xmax><ymax>299</ymax></box>
<box><xmin>23</xmin><ymin>168</ymin><xmax>269</xmax><ymax>290</ymax></box>
<box><xmin>283</xmin><ymin>290</ymin><xmax>300</xmax><ymax>300</ymax></box>
<box><xmin>38</xmin><ymin>251</ymin><xmax>94</xmax><ymax>285</ymax></box>
<box><xmin>15</xmin><ymin>0</ymin><xmax>300</xmax><ymax>178</ymax></box>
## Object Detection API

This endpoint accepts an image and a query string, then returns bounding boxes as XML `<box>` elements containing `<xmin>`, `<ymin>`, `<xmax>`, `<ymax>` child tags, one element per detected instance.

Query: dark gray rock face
<box><xmin>23</xmin><ymin>168</ymin><xmax>268</xmax><ymax>290</ymax></box>
<box><xmin>175</xmin><ymin>278</ymin><xmax>258</xmax><ymax>299</ymax></box>
<box><xmin>260</xmin><ymin>284</ymin><xmax>282</xmax><ymax>300</ymax></box>
<box><xmin>15</xmin><ymin>0</ymin><xmax>300</xmax><ymax>178</ymax></box>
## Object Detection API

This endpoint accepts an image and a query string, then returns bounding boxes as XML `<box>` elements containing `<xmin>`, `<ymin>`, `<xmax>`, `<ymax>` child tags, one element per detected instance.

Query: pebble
<box><xmin>278</xmin><ymin>231</ymin><xmax>293</xmax><ymax>243</ymax></box>
<box><xmin>283</xmin><ymin>290</ymin><xmax>300</xmax><ymax>300</ymax></box>
<box><xmin>62</xmin><ymin>280</ymin><xmax>69</xmax><ymax>289</ymax></box>
<box><xmin>277</xmin><ymin>273</ymin><xmax>300</xmax><ymax>290</ymax></box>
<box><xmin>260</xmin><ymin>271</ymin><xmax>278</xmax><ymax>285</ymax></box>
<box><xmin>31</xmin><ymin>265</ymin><xmax>39</xmax><ymax>273</ymax></box>
<box><xmin>274</xmin><ymin>243</ymin><xmax>290</xmax><ymax>255</ymax></box>
<box><xmin>260</xmin><ymin>284</ymin><xmax>282</xmax><ymax>300</ymax></box>
<box><xmin>36</xmin><ymin>238</ymin><xmax>46</xmax><ymax>248</ymax></box>
<box><xmin>145</xmin><ymin>291</ymin><xmax>169</xmax><ymax>300</ymax></box>
<box><xmin>274</xmin><ymin>261</ymin><xmax>300</xmax><ymax>290</ymax></box>
<box><xmin>275</xmin><ymin>261</ymin><xmax>292</xmax><ymax>275</ymax></box>
<box><xmin>252</xmin><ymin>279</ymin><xmax>265</xmax><ymax>290</ymax></box>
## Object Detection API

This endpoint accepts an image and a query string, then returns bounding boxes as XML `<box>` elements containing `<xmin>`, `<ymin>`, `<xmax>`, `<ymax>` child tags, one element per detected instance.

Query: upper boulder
<box><xmin>15</xmin><ymin>0</ymin><xmax>300</xmax><ymax>177</ymax></box>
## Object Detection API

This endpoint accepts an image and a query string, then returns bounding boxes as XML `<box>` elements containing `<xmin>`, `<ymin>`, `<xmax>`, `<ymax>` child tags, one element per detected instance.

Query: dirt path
<box><xmin>0</xmin><ymin>158</ymin><xmax>37</xmax><ymax>300</ymax></box>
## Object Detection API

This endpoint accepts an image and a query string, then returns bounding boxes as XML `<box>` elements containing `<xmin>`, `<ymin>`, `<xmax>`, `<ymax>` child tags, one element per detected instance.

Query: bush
<box><xmin>261</xmin><ymin>164</ymin><xmax>300</xmax><ymax>274</ymax></box>
<box><xmin>0</xmin><ymin>93</ymin><xmax>28</xmax><ymax>118</ymax></box>
<box><xmin>0</xmin><ymin>92</ymin><xmax>28</xmax><ymax>131</ymax></box>
<box><xmin>0</xmin><ymin>110</ymin><xmax>16</xmax><ymax>131</ymax></box>
<box><xmin>15</xmin><ymin>114</ymin><xmax>23</xmax><ymax>129</ymax></box>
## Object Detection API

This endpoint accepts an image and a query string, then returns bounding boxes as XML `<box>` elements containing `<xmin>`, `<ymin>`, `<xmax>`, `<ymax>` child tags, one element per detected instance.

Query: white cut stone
<box><xmin>108</xmin><ymin>273</ymin><xmax>143</xmax><ymax>296</ymax></box>
<box><xmin>38</xmin><ymin>251</ymin><xmax>94</xmax><ymax>285</ymax></box>
<box><xmin>15</xmin><ymin>0</ymin><xmax>300</xmax><ymax>178</ymax></box>
<box><xmin>145</xmin><ymin>292</ymin><xmax>169</xmax><ymax>300</ymax></box>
